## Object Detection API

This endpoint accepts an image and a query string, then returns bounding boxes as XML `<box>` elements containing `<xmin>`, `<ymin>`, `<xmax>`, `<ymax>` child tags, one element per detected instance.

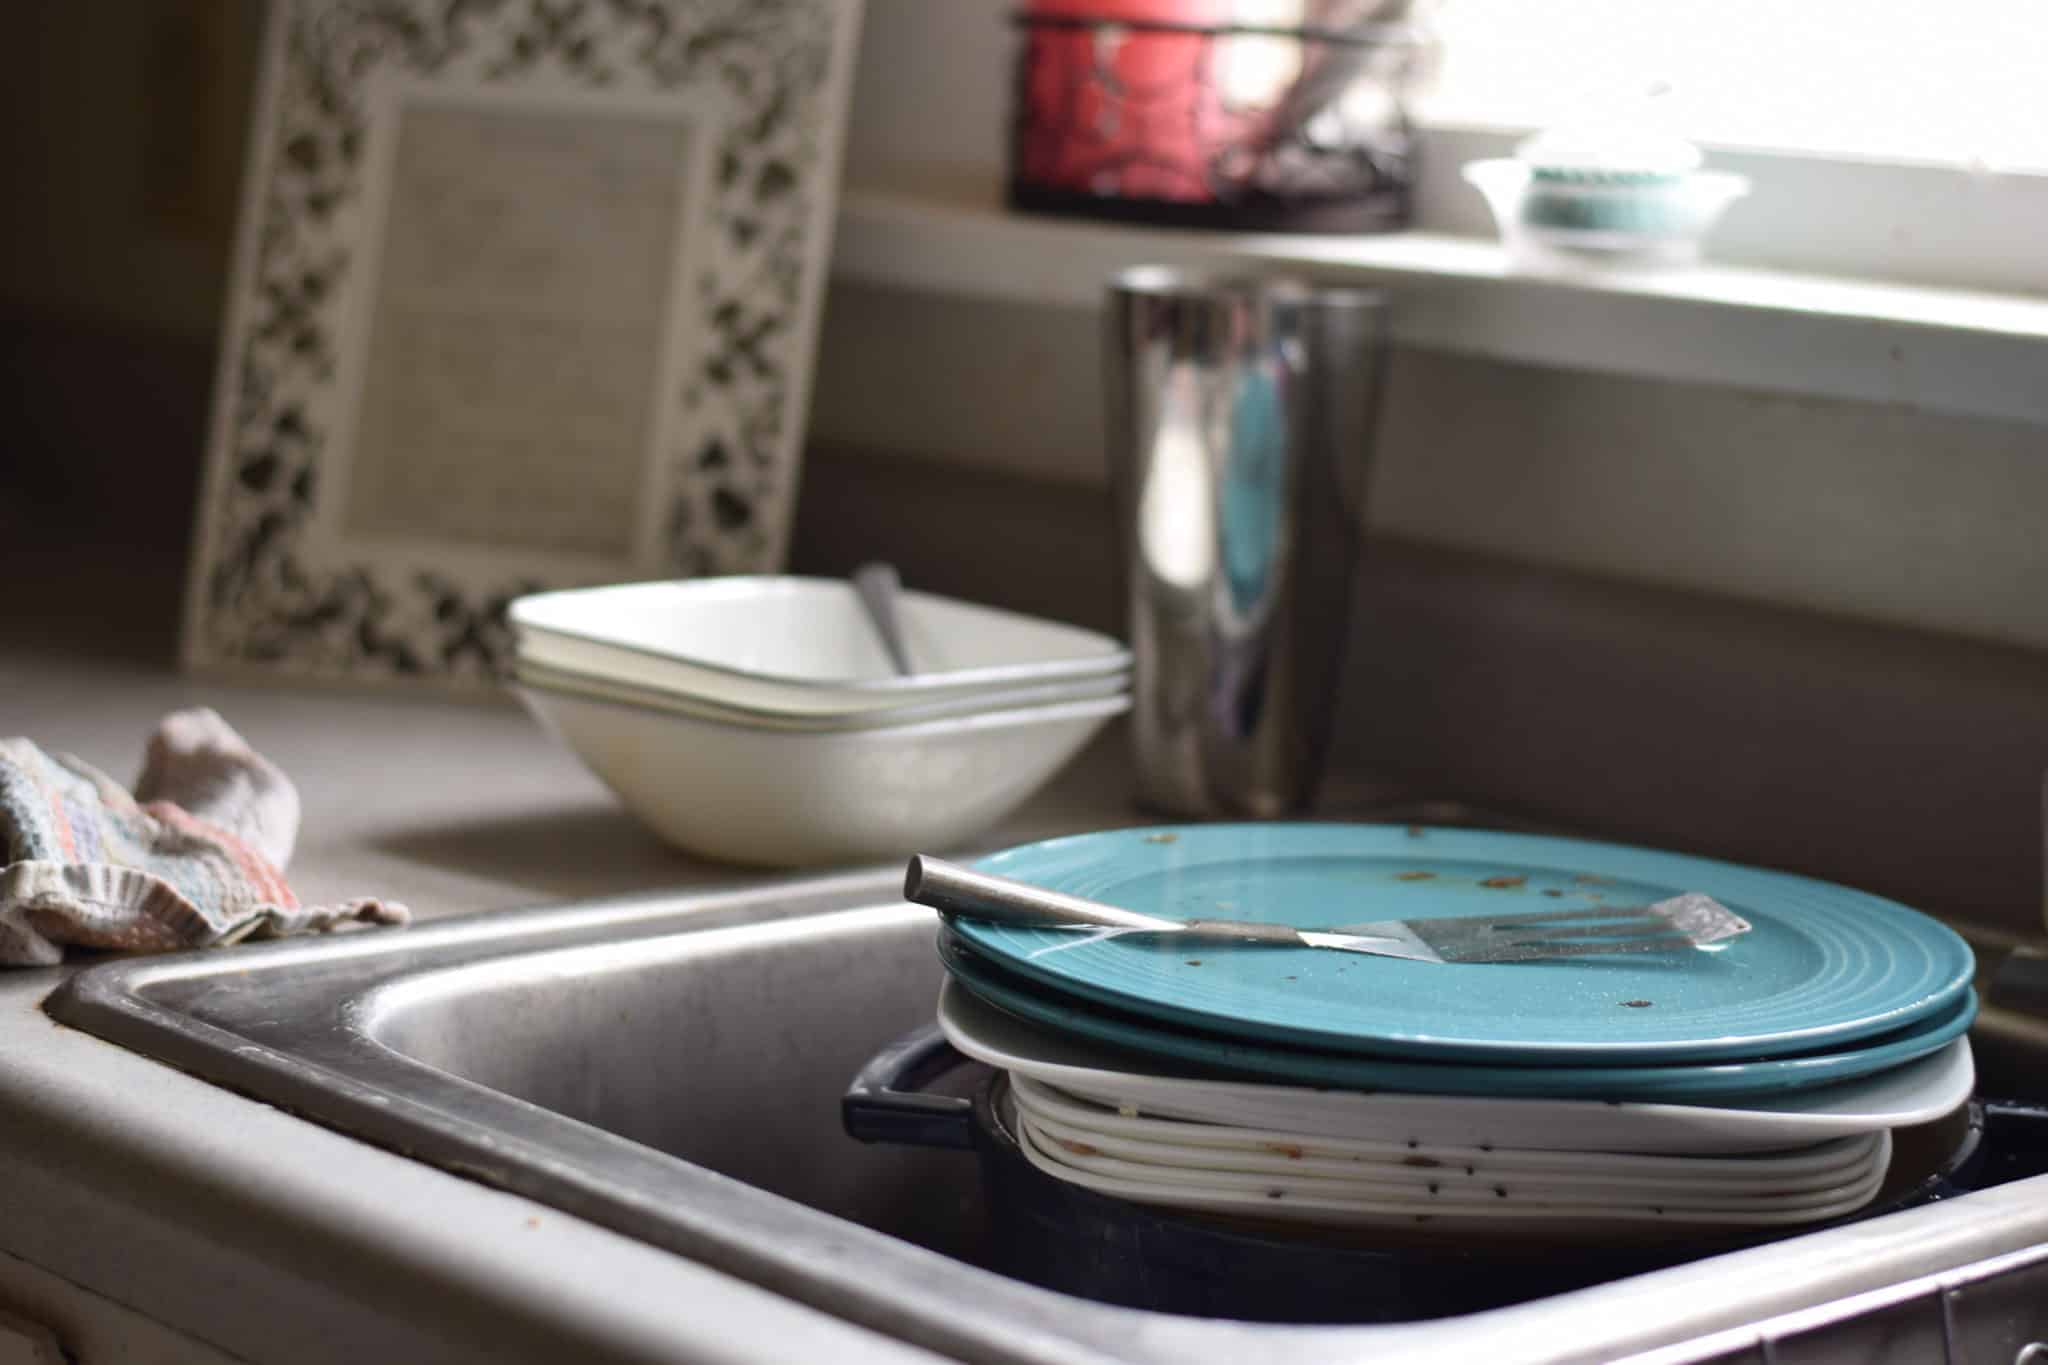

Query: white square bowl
<box><xmin>516</xmin><ymin>676</ymin><xmax>1127</xmax><ymax>867</ymax></box>
<box><xmin>510</xmin><ymin>577</ymin><xmax>1129</xmax><ymax>717</ymax></box>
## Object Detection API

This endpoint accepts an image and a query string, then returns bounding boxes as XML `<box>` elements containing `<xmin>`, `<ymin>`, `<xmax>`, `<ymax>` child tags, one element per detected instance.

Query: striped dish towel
<box><xmin>1</xmin><ymin>708</ymin><xmax>406</xmax><ymax>966</ymax></box>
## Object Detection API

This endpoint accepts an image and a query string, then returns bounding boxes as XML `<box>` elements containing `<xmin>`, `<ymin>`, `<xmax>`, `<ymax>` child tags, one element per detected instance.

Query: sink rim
<box><xmin>45</xmin><ymin>872</ymin><xmax>2048</xmax><ymax>1365</ymax></box>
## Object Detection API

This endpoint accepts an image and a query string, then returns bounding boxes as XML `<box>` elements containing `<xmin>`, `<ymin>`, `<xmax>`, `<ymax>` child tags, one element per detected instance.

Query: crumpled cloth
<box><xmin>1</xmin><ymin>708</ymin><xmax>407</xmax><ymax>966</ymax></box>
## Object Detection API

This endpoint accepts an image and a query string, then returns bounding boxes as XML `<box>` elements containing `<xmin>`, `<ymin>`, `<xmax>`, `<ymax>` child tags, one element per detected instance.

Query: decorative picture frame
<box><xmin>182</xmin><ymin>0</ymin><xmax>863</xmax><ymax>687</ymax></box>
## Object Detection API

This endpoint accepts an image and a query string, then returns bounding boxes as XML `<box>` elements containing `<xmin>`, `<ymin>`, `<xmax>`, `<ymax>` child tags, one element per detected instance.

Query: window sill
<box><xmin>833</xmin><ymin>175</ymin><xmax>2048</xmax><ymax>427</ymax></box>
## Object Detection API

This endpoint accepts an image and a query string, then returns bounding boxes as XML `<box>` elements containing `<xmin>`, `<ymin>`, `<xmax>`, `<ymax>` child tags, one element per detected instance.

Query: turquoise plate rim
<box><xmin>936</xmin><ymin>927</ymin><xmax>1980</xmax><ymax>1103</ymax></box>
<box><xmin>951</xmin><ymin>823</ymin><xmax>1977</xmax><ymax>1064</ymax></box>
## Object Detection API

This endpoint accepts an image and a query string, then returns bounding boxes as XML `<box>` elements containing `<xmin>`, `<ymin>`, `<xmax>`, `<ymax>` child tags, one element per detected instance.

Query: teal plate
<box><xmin>937</xmin><ymin>928</ymin><xmax>1979</xmax><ymax>1102</ymax></box>
<box><xmin>949</xmin><ymin>825</ymin><xmax>1976</xmax><ymax>1065</ymax></box>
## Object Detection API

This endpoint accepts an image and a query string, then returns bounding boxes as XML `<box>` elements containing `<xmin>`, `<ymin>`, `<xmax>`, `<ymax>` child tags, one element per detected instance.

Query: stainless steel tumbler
<box><xmin>1104</xmin><ymin>269</ymin><xmax>1390</xmax><ymax>817</ymax></box>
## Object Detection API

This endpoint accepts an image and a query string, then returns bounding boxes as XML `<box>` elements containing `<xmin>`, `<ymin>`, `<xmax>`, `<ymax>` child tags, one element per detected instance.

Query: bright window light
<box><xmin>1419</xmin><ymin>0</ymin><xmax>2047</xmax><ymax>174</ymax></box>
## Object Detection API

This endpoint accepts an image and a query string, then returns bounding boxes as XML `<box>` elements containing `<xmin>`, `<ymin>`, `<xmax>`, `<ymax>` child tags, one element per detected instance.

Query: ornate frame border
<box><xmin>182</xmin><ymin>0</ymin><xmax>862</xmax><ymax>686</ymax></box>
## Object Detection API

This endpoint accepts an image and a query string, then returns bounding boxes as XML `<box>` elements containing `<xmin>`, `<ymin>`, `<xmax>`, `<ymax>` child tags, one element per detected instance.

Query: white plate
<box><xmin>1012</xmin><ymin>1118</ymin><xmax>1891</xmax><ymax>1235</ymax></box>
<box><xmin>512</xmin><ymin>577</ymin><xmax>1129</xmax><ymax>716</ymax></box>
<box><xmin>518</xmin><ymin>685</ymin><xmax>1124</xmax><ymax>867</ymax></box>
<box><xmin>1013</xmin><ymin>1101</ymin><xmax>1889</xmax><ymax>1208</ymax></box>
<box><xmin>1017</xmin><ymin>1111</ymin><xmax>1891</xmax><ymax>1213</ymax></box>
<box><xmin>938</xmin><ymin>979</ymin><xmax>1974</xmax><ymax>1155</ymax></box>
<box><xmin>1007</xmin><ymin>1076</ymin><xmax>1890</xmax><ymax>1197</ymax></box>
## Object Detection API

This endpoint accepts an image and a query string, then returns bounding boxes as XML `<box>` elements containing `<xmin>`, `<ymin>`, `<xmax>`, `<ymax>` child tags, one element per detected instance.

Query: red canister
<box><xmin>1017</xmin><ymin>0</ymin><xmax>1235</xmax><ymax>204</ymax></box>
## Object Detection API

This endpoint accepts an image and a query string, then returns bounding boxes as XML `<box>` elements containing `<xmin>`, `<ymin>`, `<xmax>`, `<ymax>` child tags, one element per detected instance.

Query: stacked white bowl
<box><xmin>507</xmin><ymin>577</ymin><xmax>1131</xmax><ymax>866</ymax></box>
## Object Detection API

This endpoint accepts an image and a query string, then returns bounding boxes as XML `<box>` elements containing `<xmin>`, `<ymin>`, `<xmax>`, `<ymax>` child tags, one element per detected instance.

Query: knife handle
<box><xmin>1179</xmin><ymin>919</ymin><xmax>1304</xmax><ymax>945</ymax></box>
<box><xmin>904</xmin><ymin>856</ymin><xmax>1182</xmax><ymax>933</ymax></box>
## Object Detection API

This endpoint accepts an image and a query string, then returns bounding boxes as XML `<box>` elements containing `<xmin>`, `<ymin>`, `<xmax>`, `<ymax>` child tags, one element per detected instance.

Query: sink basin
<box><xmin>46</xmin><ymin>873</ymin><xmax>2048</xmax><ymax>1365</ymax></box>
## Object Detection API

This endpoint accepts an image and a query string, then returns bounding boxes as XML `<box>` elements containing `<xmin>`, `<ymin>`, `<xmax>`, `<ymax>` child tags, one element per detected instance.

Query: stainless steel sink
<box><xmin>46</xmin><ymin>873</ymin><xmax>2048</xmax><ymax>1365</ymax></box>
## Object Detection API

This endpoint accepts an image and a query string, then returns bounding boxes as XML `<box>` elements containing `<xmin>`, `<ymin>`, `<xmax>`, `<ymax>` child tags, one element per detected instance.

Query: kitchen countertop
<box><xmin>1</xmin><ymin>627</ymin><xmax>1418</xmax><ymax>920</ymax></box>
<box><xmin>0</xmin><ymin>640</ymin><xmax>1150</xmax><ymax>920</ymax></box>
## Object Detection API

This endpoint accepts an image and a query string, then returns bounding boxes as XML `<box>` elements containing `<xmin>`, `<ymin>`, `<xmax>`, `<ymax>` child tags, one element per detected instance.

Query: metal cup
<box><xmin>1104</xmin><ymin>269</ymin><xmax>1390</xmax><ymax>817</ymax></box>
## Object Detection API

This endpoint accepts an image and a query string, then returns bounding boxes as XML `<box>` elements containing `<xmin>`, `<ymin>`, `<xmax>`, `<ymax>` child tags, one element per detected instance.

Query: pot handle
<box><xmin>841</xmin><ymin>1021</ymin><xmax>976</xmax><ymax>1150</ymax></box>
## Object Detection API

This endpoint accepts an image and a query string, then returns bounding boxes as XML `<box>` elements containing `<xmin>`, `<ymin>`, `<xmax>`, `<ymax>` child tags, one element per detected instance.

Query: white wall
<box><xmin>815</xmin><ymin>0</ymin><xmax>2048</xmax><ymax>653</ymax></box>
<box><xmin>812</xmin><ymin>283</ymin><xmax>2048</xmax><ymax>651</ymax></box>
<box><xmin>0</xmin><ymin>2</ymin><xmax>263</xmax><ymax>338</ymax></box>
<box><xmin>844</xmin><ymin>0</ymin><xmax>1009</xmax><ymax>187</ymax></box>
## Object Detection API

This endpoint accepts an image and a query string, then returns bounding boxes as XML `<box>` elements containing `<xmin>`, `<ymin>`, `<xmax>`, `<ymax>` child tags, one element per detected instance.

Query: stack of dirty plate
<box><xmin>508</xmin><ymin>577</ymin><xmax>1129</xmax><ymax>866</ymax></box>
<box><xmin>933</xmin><ymin>824</ymin><xmax>1980</xmax><ymax>1238</ymax></box>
